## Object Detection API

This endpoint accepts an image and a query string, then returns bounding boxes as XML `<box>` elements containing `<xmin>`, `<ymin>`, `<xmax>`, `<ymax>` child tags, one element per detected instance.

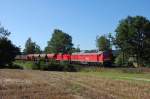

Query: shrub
<box><xmin>63</xmin><ymin>64</ymin><xmax>81</xmax><ymax>72</ymax></box>
<box><xmin>48</xmin><ymin>63</ymin><xmax>64</xmax><ymax>71</ymax></box>
<box><xmin>14</xmin><ymin>60</ymin><xmax>81</xmax><ymax>72</ymax></box>
<box><xmin>47</xmin><ymin>61</ymin><xmax>81</xmax><ymax>72</ymax></box>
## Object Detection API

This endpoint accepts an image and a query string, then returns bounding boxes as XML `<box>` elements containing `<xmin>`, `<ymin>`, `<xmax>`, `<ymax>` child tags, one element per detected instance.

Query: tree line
<box><xmin>115</xmin><ymin>16</ymin><xmax>150</xmax><ymax>67</ymax></box>
<box><xmin>24</xmin><ymin>29</ymin><xmax>79</xmax><ymax>54</ymax></box>
<box><xmin>96</xmin><ymin>16</ymin><xmax>150</xmax><ymax>67</ymax></box>
<box><xmin>0</xmin><ymin>15</ymin><xmax>150</xmax><ymax>67</ymax></box>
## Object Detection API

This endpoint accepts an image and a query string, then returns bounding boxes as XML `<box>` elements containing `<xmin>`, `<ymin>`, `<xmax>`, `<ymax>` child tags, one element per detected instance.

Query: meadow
<box><xmin>0</xmin><ymin>68</ymin><xmax>150</xmax><ymax>99</ymax></box>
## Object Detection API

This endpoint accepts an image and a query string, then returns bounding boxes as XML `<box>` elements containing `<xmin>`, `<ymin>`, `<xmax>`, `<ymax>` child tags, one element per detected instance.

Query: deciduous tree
<box><xmin>0</xmin><ymin>24</ymin><xmax>20</xmax><ymax>67</ymax></box>
<box><xmin>115</xmin><ymin>16</ymin><xmax>150</xmax><ymax>66</ymax></box>
<box><xmin>0</xmin><ymin>24</ymin><xmax>10</xmax><ymax>37</ymax></box>
<box><xmin>45</xmin><ymin>29</ymin><xmax>73</xmax><ymax>54</ymax></box>
<box><xmin>0</xmin><ymin>37</ymin><xmax>20</xmax><ymax>66</ymax></box>
<box><xmin>24</xmin><ymin>38</ymin><xmax>41</xmax><ymax>54</ymax></box>
<box><xmin>96</xmin><ymin>35</ymin><xmax>110</xmax><ymax>51</ymax></box>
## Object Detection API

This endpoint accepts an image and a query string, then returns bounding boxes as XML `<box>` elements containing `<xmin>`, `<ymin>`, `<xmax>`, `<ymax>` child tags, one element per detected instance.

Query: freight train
<box><xmin>15</xmin><ymin>51</ymin><xmax>113</xmax><ymax>66</ymax></box>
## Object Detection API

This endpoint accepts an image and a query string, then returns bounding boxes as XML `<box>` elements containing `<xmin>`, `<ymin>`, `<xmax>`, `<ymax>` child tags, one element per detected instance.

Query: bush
<box><xmin>14</xmin><ymin>60</ymin><xmax>81</xmax><ymax>72</ymax></box>
<box><xmin>61</xmin><ymin>62</ymin><xmax>81</xmax><ymax>72</ymax></box>
<box><xmin>48</xmin><ymin>63</ymin><xmax>64</xmax><ymax>71</ymax></box>
<box><xmin>10</xmin><ymin>64</ymin><xmax>24</xmax><ymax>69</ymax></box>
<box><xmin>143</xmin><ymin>62</ymin><xmax>150</xmax><ymax>67</ymax></box>
<box><xmin>32</xmin><ymin>62</ymin><xmax>40</xmax><ymax>70</ymax></box>
<box><xmin>47</xmin><ymin>61</ymin><xmax>81</xmax><ymax>72</ymax></box>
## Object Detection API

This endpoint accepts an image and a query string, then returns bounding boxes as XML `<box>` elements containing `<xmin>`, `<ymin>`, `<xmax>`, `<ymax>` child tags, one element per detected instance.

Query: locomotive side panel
<box><xmin>62</xmin><ymin>54</ymin><xmax>71</xmax><ymax>61</ymax></box>
<box><xmin>56</xmin><ymin>54</ymin><xmax>63</xmax><ymax>61</ymax></box>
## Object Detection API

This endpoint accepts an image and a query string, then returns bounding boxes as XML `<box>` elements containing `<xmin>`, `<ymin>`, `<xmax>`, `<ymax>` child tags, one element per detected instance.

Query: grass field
<box><xmin>0</xmin><ymin>68</ymin><xmax>150</xmax><ymax>99</ymax></box>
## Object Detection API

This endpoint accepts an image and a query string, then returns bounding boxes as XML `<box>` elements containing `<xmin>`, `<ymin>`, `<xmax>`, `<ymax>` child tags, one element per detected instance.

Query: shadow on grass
<box><xmin>0</xmin><ymin>64</ymin><xmax>23</xmax><ymax>69</ymax></box>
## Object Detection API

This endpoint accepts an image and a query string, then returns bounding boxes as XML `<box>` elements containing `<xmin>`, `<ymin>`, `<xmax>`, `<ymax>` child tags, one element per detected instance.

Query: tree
<box><xmin>96</xmin><ymin>35</ymin><xmax>110</xmax><ymax>51</ymax></box>
<box><xmin>45</xmin><ymin>29</ymin><xmax>73</xmax><ymax>54</ymax></box>
<box><xmin>24</xmin><ymin>38</ymin><xmax>35</xmax><ymax>54</ymax></box>
<box><xmin>0</xmin><ymin>24</ymin><xmax>20</xmax><ymax>67</ymax></box>
<box><xmin>115</xmin><ymin>16</ymin><xmax>150</xmax><ymax>66</ymax></box>
<box><xmin>24</xmin><ymin>38</ymin><xmax>41</xmax><ymax>54</ymax></box>
<box><xmin>35</xmin><ymin>44</ymin><xmax>41</xmax><ymax>54</ymax></box>
<box><xmin>74</xmin><ymin>47</ymin><xmax>80</xmax><ymax>52</ymax></box>
<box><xmin>71</xmin><ymin>44</ymin><xmax>80</xmax><ymax>53</ymax></box>
<box><xmin>0</xmin><ymin>37</ymin><xmax>20</xmax><ymax>67</ymax></box>
<box><xmin>71</xmin><ymin>47</ymin><xmax>80</xmax><ymax>53</ymax></box>
<box><xmin>0</xmin><ymin>24</ymin><xmax>11</xmax><ymax>37</ymax></box>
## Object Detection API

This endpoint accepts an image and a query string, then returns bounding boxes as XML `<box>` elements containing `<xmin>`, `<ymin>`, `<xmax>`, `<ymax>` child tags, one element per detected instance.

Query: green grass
<box><xmin>14</xmin><ymin>61</ymin><xmax>34</xmax><ymax>69</ymax></box>
<box><xmin>14</xmin><ymin>61</ymin><xmax>150</xmax><ymax>82</ymax></box>
<box><xmin>80</xmin><ymin>67</ymin><xmax>150</xmax><ymax>82</ymax></box>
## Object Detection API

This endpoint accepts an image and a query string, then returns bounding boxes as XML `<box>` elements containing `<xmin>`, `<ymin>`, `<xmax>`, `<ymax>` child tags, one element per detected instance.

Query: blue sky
<box><xmin>0</xmin><ymin>0</ymin><xmax>150</xmax><ymax>51</ymax></box>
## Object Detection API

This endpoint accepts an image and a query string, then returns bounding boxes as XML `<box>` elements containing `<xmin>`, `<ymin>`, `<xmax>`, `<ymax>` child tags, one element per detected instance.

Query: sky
<box><xmin>0</xmin><ymin>0</ymin><xmax>150</xmax><ymax>51</ymax></box>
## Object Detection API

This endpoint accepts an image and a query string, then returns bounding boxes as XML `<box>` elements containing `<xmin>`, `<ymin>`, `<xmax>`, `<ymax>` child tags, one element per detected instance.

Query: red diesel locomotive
<box><xmin>16</xmin><ymin>51</ymin><xmax>112</xmax><ymax>66</ymax></box>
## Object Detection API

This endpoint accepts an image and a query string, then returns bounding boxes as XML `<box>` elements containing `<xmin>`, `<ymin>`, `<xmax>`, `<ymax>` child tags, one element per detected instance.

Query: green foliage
<box><xmin>0</xmin><ymin>37</ymin><xmax>20</xmax><ymax>67</ymax></box>
<box><xmin>115</xmin><ymin>53</ymin><xmax>125</xmax><ymax>66</ymax></box>
<box><xmin>44</xmin><ymin>61</ymin><xmax>80</xmax><ymax>72</ymax></box>
<box><xmin>34</xmin><ymin>44</ymin><xmax>41</xmax><ymax>54</ymax></box>
<box><xmin>23</xmin><ymin>38</ymin><xmax>35</xmax><ymax>54</ymax></box>
<box><xmin>115</xmin><ymin>16</ymin><xmax>150</xmax><ymax>66</ymax></box>
<box><xmin>47</xmin><ymin>61</ymin><xmax>64</xmax><ymax>71</ymax></box>
<box><xmin>71</xmin><ymin>47</ymin><xmax>80</xmax><ymax>53</ymax></box>
<box><xmin>0</xmin><ymin>24</ymin><xmax>11</xmax><ymax>37</ymax></box>
<box><xmin>60</xmin><ymin>61</ymin><xmax>81</xmax><ymax>72</ymax></box>
<box><xmin>45</xmin><ymin>29</ymin><xmax>73</xmax><ymax>54</ymax></box>
<box><xmin>24</xmin><ymin>37</ymin><xmax>41</xmax><ymax>54</ymax></box>
<box><xmin>15</xmin><ymin>60</ymin><xmax>81</xmax><ymax>72</ymax></box>
<box><xmin>96</xmin><ymin>35</ymin><xmax>110</xmax><ymax>51</ymax></box>
<box><xmin>0</xmin><ymin>24</ymin><xmax>20</xmax><ymax>68</ymax></box>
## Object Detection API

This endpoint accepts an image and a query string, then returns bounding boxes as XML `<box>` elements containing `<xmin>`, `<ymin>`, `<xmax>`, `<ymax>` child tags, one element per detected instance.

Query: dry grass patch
<box><xmin>0</xmin><ymin>69</ymin><xmax>150</xmax><ymax>99</ymax></box>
